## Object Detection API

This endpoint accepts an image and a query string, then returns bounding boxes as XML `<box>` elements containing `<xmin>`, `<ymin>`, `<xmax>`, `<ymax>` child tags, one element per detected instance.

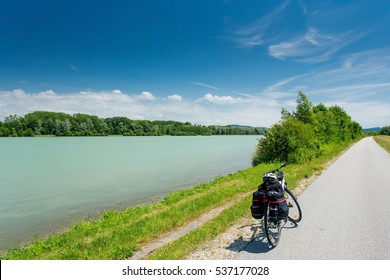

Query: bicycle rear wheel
<box><xmin>285</xmin><ymin>187</ymin><xmax>302</xmax><ymax>223</ymax></box>
<box><xmin>264</xmin><ymin>205</ymin><xmax>283</xmax><ymax>248</ymax></box>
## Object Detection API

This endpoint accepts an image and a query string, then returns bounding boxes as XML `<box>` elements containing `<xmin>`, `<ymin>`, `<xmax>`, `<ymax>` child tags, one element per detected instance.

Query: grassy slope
<box><xmin>374</xmin><ymin>135</ymin><xmax>390</xmax><ymax>153</ymax></box>
<box><xmin>2</xmin><ymin>140</ymin><xmax>359</xmax><ymax>260</ymax></box>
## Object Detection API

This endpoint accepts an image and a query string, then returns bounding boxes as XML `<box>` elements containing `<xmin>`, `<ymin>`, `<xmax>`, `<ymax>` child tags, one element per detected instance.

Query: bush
<box><xmin>252</xmin><ymin>92</ymin><xmax>362</xmax><ymax>165</ymax></box>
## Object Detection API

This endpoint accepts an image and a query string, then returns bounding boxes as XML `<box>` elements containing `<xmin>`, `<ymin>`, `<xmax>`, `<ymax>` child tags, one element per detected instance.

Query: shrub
<box><xmin>252</xmin><ymin>92</ymin><xmax>362</xmax><ymax>165</ymax></box>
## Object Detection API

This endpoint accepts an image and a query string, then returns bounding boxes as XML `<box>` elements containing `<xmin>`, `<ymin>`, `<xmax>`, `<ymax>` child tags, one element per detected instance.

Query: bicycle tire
<box><xmin>264</xmin><ymin>204</ymin><xmax>282</xmax><ymax>248</ymax></box>
<box><xmin>285</xmin><ymin>187</ymin><xmax>302</xmax><ymax>223</ymax></box>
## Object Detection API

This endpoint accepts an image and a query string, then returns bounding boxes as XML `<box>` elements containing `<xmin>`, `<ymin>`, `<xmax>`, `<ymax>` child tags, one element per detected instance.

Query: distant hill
<box><xmin>363</xmin><ymin>127</ymin><xmax>381</xmax><ymax>132</ymax></box>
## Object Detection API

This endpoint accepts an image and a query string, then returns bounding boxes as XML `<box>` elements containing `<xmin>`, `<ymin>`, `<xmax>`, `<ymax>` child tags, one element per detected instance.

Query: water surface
<box><xmin>0</xmin><ymin>136</ymin><xmax>259</xmax><ymax>250</ymax></box>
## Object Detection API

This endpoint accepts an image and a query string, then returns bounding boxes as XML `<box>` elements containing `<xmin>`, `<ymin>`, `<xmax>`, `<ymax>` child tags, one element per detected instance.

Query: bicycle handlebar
<box><xmin>269</xmin><ymin>162</ymin><xmax>291</xmax><ymax>173</ymax></box>
<box><xmin>280</xmin><ymin>162</ymin><xmax>291</xmax><ymax>168</ymax></box>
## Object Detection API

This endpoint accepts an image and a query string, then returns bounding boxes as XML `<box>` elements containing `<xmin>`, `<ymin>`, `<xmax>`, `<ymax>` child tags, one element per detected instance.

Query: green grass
<box><xmin>374</xmin><ymin>135</ymin><xmax>390</xmax><ymax>153</ymax></box>
<box><xmin>1</xmin><ymin>139</ymin><xmax>359</xmax><ymax>260</ymax></box>
<box><xmin>147</xmin><ymin>195</ymin><xmax>251</xmax><ymax>260</ymax></box>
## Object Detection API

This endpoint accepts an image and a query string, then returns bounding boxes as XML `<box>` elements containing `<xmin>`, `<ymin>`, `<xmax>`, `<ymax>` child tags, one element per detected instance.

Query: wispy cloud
<box><xmin>263</xmin><ymin>49</ymin><xmax>390</xmax><ymax>93</ymax></box>
<box><xmin>310</xmin><ymin>83</ymin><xmax>390</xmax><ymax>96</ymax></box>
<box><xmin>226</xmin><ymin>1</ymin><xmax>368</xmax><ymax>63</ymax></box>
<box><xmin>70</xmin><ymin>64</ymin><xmax>78</xmax><ymax>73</ymax></box>
<box><xmin>256</xmin><ymin>48</ymin><xmax>390</xmax><ymax>126</ymax></box>
<box><xmin>264</xmin><ymin>74</ymin><xmax>307</xmax><ymax>93</ymax></box>
<box><xmin>313</xmin><ymin>49</ymin><xmax>390</xmax><ymax>84</ymax></box>
<box><xmin>231</xmin><ymin>91</ymin><xmax>258</xmax><ymax>98</ymax></box>
<box><xmin>269</xmin><ymin>27</ymin><xmax>366</xmax><ymax>63</ymax></box>
<box><xmin>191</xmin><ymin>82</ymin><xmax>220</xmax><ymax>90</ymax></box>
<box><xmin>226</xmin><ymin>1</ymin><xmax>289</xmax><ymax>47</ymax></box>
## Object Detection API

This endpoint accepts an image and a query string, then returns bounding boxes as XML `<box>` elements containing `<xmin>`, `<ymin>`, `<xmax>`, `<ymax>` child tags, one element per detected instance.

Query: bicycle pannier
<box><xmin>268</xmin><ymin>204</ymin><xmax>278</xmax><ymax>221</ymax></box>
<box><xmin>250</xmin><ymin>190</ymin><xmax>265</xmax><ymax>219</ymax></box>
<box><xmin>269</xmin><ymin>199</ymin><xmax>289</xmax><ymax>222</ymax></box>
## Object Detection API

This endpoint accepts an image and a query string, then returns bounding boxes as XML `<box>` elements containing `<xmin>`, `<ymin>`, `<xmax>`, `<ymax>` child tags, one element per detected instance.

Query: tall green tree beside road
<box><xmin>253</xmin><ymin>92</ymin><xmax>362</xmax><ymax>165</ymax></box>
<box><xmin>380</xmin><ymin>126</ymin><xmax>390</xmax><ymax>135</ymax></box>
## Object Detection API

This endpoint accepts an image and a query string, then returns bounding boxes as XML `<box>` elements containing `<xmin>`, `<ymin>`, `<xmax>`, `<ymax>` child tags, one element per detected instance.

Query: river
<box><xmin>0</xmin><ymin>135</ymin><xmax>259</xmax><ymax>251</ymax></box>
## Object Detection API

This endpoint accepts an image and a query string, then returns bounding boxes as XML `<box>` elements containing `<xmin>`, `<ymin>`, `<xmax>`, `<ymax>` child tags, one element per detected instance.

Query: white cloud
<box><xmin>0</xmin><ymin>89</ymin><xmax>282</xmax><ymax>127</ymax></box>
<box><xmin>201</xmin><ymin>93</ymin><xmax>242</xmax><ymax>105</ymax></box>
<box><xmin>1</xmin><ymin>83</ymin><xmax>388</xmax><ymax>128</ymax></box>
<box><xmin>138</xmin><ymin>91</ymin><xmax>156</xmax><ymax>101</ymax></box>
<box><xmin>167</xmin><ymin>94</ymin><xmax>182</xmax><ymax>101</ymax></box>
<box><xmin>112</xmin><ymin>89</ymin><xmax>122</xmax><ymax>94</ymax></box>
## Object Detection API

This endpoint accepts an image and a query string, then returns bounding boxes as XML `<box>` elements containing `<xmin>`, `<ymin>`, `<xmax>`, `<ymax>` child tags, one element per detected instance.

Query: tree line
<box><xmin>380</xmin><ymin>126</ymin><xmax>390</xmax><ymax>136</ymax></box>
<box><xmin>0</xmin><ymin>111</ymin><xmax>266</xmax><ymax>137</ymax></box>
<box><xmin>252</xmin><ymin>92</ymin><xmax>363</xmax><ymax>165</ymax></box>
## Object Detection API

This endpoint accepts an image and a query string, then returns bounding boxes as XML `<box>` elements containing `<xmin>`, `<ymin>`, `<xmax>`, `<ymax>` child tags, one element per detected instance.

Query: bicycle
<box><xmin>253</xmin><ymin>162</ymin><xmax>302</xmax><ymax>248</ymax></box>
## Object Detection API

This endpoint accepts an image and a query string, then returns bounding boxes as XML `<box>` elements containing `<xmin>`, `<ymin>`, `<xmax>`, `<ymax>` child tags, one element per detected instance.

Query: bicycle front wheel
<box><xmin>285</xmin><ymin>187</ymin><xmax>302</xmax><ymax>223</ymax></box>
<box><xmin>264</xmin><ymin>205</ymin><xmax>282</xmax><ymax>248</ymax></box>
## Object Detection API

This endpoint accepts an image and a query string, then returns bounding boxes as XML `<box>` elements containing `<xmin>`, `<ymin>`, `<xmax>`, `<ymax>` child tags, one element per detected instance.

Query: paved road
<box><xmin>236</xmin><ymin>137</ymin><xmax>390</xmax><ymax>259</ymax></box>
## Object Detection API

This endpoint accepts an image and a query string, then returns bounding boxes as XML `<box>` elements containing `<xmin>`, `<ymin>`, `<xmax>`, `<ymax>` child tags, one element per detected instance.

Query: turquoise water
<box><xmin>0</xmin><ymin>136</ymin><xmax>259</xmax><ymax>250</ymax></box>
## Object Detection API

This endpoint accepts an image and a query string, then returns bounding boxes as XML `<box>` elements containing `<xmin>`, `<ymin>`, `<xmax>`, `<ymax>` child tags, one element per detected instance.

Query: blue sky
<box><xmin>0</xmin><ymin>0</ymin><xmax>389</xmax><ymax>127</ymax></box>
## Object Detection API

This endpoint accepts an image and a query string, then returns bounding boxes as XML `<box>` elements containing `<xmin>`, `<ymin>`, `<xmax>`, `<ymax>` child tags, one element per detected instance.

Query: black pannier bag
<box><xmin>250</xmin><ymin>190</ymin><xmax>265</xmax><ymax>219</ymax></box>
<box><xmin>263</xmin><ymin>181</ymin><xmax>284</xmax><ymax>201</ymax></box>
<box><xmin>268</xmin><ymin>199</ymin><xmax>289</xmax><ymax>222</ymax></box>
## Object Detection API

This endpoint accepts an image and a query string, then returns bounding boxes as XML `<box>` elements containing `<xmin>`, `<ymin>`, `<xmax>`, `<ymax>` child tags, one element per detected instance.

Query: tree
<box><xmin>4</xmin><ymin>114</ymin><xmax>24</xmax><ymax>136</ymax></box>
<box><xmin>380</xmin><ymin>126</ymin><xmax>390</xmax><ymax>135</ymax></box>
<box><xmin>294</xmin><ymin>92</ymin><xmax>314</xmax><ymax>124</ymax></box>
<box><xmin>253</xmin><ymin>118</ymin><xmax>317</xmax><ymax>164</ymax></box>
<box><xmin>252</xmin><ymin>92</ymin><xmax>362</xmax><ymax>165</ymax></box>
<box><xmin>0</xmin><ymin>121</ymin><xmax>10</xmax><ymax>136</ymax></box>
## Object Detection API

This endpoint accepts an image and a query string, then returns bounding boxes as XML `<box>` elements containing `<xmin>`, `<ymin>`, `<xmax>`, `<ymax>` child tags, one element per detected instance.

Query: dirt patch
<box><xmin>186</xmin><ymin>215</ymin><xmax>260</xmax><ymax>260</ymax></box>
<box><xmin>130</xmin><ymin>192</ymin><xmax>251</xmax><ymax>260</ymax></box>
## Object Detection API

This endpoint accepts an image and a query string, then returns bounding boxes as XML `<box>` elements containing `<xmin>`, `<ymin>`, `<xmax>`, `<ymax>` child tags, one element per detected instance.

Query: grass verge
<box><xmin>1</xmin><ymin>139</ymin><xmax>359</xmax><ymax>260</ymax></box>
<box><xmin>374</xmin><ymin>135</ymin><xmax>390</xmax><ymax>153</ymax></box>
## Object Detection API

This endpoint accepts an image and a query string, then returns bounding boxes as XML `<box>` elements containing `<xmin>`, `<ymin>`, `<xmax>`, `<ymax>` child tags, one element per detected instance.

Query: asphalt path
<box><xmin>236</xmin><ymin>137</ymin><xmax>390</xmax><ymax>260</ymax></box>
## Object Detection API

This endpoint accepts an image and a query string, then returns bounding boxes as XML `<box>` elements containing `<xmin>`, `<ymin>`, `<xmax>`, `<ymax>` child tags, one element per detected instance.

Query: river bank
<box><xmin>1</xmin><ymin>138</ymin><xmax>361</xmax><ymax>260</ymax></box>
